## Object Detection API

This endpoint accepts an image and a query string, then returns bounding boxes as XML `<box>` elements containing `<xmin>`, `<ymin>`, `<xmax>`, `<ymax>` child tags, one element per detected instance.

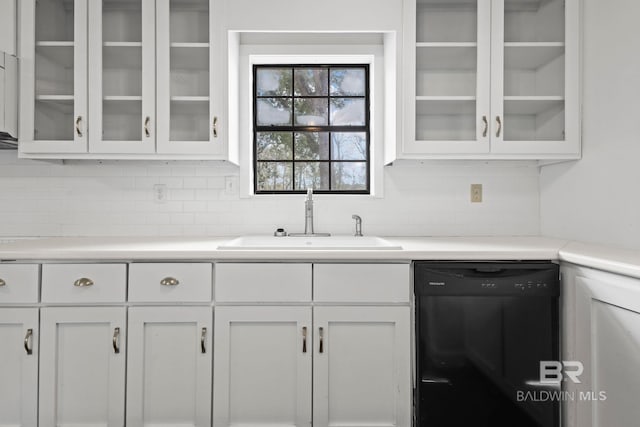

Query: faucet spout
<box><xmin>304</xmin><ymin>188</ymin><xmax>314</xmax><ymax>235</ymax></box>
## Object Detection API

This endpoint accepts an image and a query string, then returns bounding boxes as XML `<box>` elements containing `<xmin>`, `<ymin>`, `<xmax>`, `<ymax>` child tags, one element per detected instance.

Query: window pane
<box><xmin>331</xmin><ymin>133</ymin><xmax>367</xmax><ymax>160</ymax></box>
<box><xmin>257</xmin><ymin>162</ymin><xmax>293</xmax><ymax>191</ymax></box>
<box><xmin>294</xmin><ymin>98</ymin><xmax>328</xmax><ymax>126</ymax></box>
<box><xmin>294</xmin><ymin>68</ymin><xmax>328</xmax><ymax>96</ymax></box>
<box><xmin>295</xmin><ymin>132</ymin><xmax>329</xmax><ymax>160</ymax></box>
<box><xmin>257</xmin><ymin>98</ymin><xmax>292</xmax><ymax>126</ymax></box>
<box><xmin>331</xmin><ymin>162</ymin><xmax>367</xmax><ymax>191</ymax></box>
<box><xmin>256</xmin><ymin>68</ymin><xmax>292</xmax><ymax>96</ymax></box>
<box><xmin>330</xmin><ymin>68</ymin><xmax>366</xmax><ymax>96</ymax></box>
<box><xmin>294</xmin><ymin>162</ymin><xmax>330</xmax><ymax>191</ymax></box>
<box><xmin>330</xmin><ymin>98</ymin><xmax>365</xmax><ymax>126</ymax></box>
<box><xmin>256</xmin><ymin>132</ymin><xmax>293</xmax><ymax>160</ymax></box>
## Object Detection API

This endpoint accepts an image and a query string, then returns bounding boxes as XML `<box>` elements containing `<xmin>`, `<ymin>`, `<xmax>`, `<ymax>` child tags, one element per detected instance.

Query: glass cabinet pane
<box><xmin>168</xmin><ymin>0</ymin><xmax>210</xmax><ymax>142</ymax></box>
<box><xmin>502</xmin><ymin>0</ymin><xmax>566</xmax><ymax>141</ymax></box>
<box><xmin>34</xmin><ymin>0</ymin><xmax>75</xmax><ymax>141</ymax></box>
<box><xmin>415</xmin><ymin>1</ymin><xmax>479</xmax><ymax>142</ymax></box>
<box><xmin>102</xmin><ymin>0</ymin><xmax>143</xmax><ymax>142</ymax></box>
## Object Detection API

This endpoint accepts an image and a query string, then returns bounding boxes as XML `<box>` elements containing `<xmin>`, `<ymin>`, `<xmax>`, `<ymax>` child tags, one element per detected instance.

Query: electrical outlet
<box><xmin>153</xmin><ymin>184</ymin><xmax>168</xmax><ymax>203</ymax></box>
<box><xmin>225</xmin><ymin>176</ymin><xmax>238</xmax><ymax>195</ymax></box>
<box><xmin>471</xmin><ymin>184</ymin><xmax>483</xmax><ymax>203</ymax></box>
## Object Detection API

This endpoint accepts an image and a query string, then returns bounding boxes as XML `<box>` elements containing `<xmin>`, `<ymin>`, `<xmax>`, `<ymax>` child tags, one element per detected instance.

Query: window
<box><xmin>253</xmin><ymin>65</ymin><xmax>370</xmax><ymax>194</ymax></box>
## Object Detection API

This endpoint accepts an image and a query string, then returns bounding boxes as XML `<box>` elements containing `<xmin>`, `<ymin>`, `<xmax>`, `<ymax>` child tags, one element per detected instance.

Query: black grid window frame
<box><xmin>253</xmin><ymin>64</ymin><xmax>371</xmax><ymax>195</ymax></box>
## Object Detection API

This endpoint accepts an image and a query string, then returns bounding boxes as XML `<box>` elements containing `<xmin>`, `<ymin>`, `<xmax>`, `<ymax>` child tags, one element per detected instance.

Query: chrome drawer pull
<box><xmin>201</xmin><ymin>327</ymin><xmax>207</xmax><ymax>354</ymax></box>
<box><xmin>0</xmin><ymin>278</ymin><xmax>5</xmax><ymax>286</ymax></box>
<box><xmin>113</xmin><ymin>327</ymin><xmax>120</xmax><ymax>354</ymax></box>
<box><xmin>318</xmin><ymin>327</ymin><xmax>324</xmax><ymax>354</ymax></box>
<box><xmin>74</xmin><ymin>278</ymin><xmax>94</xmax><ymax>287</ymax></box>
<box><xmin>496</xmin><ymin>115</ymin><xmax>502</xmax><ymax>138</ymax></box>
<box><xmin>24</xmin><ymin>329</ymin><xmax>33</xmax><ymax>355</ymax></box>
<box><xmin>160</xmin><ymin>277</ymin><xmax>180</xmax><ymax>286</ymax></box>
<box><xmin>482</xmin><ymin>115</ymin><xmax>488</xmax><ymax>138</ymax></box>
<box><xmin>212</xmin><ymin>116</ymin><xmax>218</xmax><ymax>138</ymax></box>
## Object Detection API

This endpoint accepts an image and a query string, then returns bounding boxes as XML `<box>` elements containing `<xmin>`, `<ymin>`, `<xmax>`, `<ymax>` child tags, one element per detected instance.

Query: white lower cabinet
<box><xmin>213</xmin><ymin>262</ymin><xmax>412</xmax><ymax>427</ymax></box>
<box><xmin>0</xmin><ymin>308</ymin><xmax>38</xmax><ymax>427</ymax></box>
<box><xmin>313</xmin><ymin>306</ymin><xmax>411</xmax><ymax>427</ymax></box>
<box><xmin>564</xmin><ymin>264</ymin><xmax>640</xmax><ymax>427</ymax></box>
<box><xmin>39</xmin><ymin>307</ymin><xmax>126</xmax><ymax>427</ymax></box>
<box><xmin>126</xmin><ymin>306</ymin><xmax>213</xmax><ymax>427</ymax></box>
<box><xmin>213</xmin><ymin>306</ymin><xmax>313</xmax><ymax>427</ymax></box>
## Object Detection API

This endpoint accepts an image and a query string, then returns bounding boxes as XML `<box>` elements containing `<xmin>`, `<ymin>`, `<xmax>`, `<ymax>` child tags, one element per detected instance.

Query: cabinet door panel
<box><xmin>403</xmin><ymin>0</ymin><xmax>491</xmax><ymax>155</ymax></box>
<box><xmin>0</xmin><ymin>308</ymin><xmax>38</xmax><ymax>427</ymax></box>
<box><xmin>313</xmin><ymin>306</ymin><xmax>411</xmax><ymax>427</ymax></box>
<box><xmin>575</xmin><ymin>273</ymin><xmax>640</xmax><ymax>427</ymax></box>
<box><xmin>20</xmin><ymin>0</ymin><xmax>88</xmax><ymax>154</ymax></box>
<box><xmin>88</xmin><ymin>0</ymin><xmax>156</xmax><ymax>154</ymax></box>
<box><xmin>39</xmin><ymin>307</ymin><xmax>126</xmax><ymax>427</ymax></box>
<box><xmin>213</xmin><ymin>306</ymin><xmax>312</xmax><ymax>427</ymax></box>
<box><xmin>127</xmin><ymin>306</ymin><xmax>212</xmax><ymax>427</ymax></box>
<box><xmin>156</xmin><ymin>0</ymin><xmax>222</xmax><ymax>155</ymax></box>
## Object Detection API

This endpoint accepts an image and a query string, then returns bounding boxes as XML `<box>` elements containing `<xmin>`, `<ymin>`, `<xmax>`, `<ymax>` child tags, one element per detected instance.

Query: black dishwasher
<box><xmin>414</xmin><ymin>261</ymin><xmax>560</xmax><ymax>427</ymax></box>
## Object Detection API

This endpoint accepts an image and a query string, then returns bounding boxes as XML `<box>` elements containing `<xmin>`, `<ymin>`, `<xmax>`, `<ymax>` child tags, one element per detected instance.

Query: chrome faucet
<box><xmin>304</xmin><ymin>188</ymin><xmax>314</xmax><ymax>235</ymax></box>
<box><xmin>289</xmin><ymin>188</ymin><xmax>330</xmax><ymax>237</ymax></box>
<box><xmin>352</xmin><ymin>214</ymin><xmax>363</xmax><ymax>237</ymax></box>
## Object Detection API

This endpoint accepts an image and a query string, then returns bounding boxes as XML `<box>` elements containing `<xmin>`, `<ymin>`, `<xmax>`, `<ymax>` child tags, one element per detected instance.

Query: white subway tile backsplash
<box><xmin>0</xmin><ymin>152</ymin><xmax>540</xmax><ymax>237</ymax></box>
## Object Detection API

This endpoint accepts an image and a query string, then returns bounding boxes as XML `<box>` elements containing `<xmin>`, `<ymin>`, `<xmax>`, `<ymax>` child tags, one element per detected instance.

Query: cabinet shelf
<box><xmin>103</xmin><ymin>96</ymin><xmax>143</xmax><ymax>101</ymax></box>
<box><xmin>416</xmin><ymin>42</ymin><xmax>477</xmax><ymax>48</ymax></box>
<box><xmin>36</xmin><ymin>41</ymin><xmax>75</xmax><ymax>47</ymax></box>
<box><xmin>36</xmin><ymin>95</ymin><xmax>74</xmax><ymax>101</ymax></box>
<box><xmin>103</xmin><ymin>42</ymin><xmax>143</xmax><ymax>47</ymax></box>
<box><xmin>417</xmin><ymin>96</ymin><xmax>476</xmax><ymax>102</ymax></box>
<box><xmin>170</xmin><ymin>42</ymin><xmax>209</xmax><ymax>48</ymax></box>
<box><xmin>170</xmin><ymin>96</ymin><xmax>209</xmax><ymax>102</ymax></box>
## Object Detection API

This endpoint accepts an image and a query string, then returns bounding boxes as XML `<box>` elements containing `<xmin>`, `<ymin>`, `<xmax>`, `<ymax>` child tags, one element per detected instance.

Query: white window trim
<box><xmin>235</xmin><ymin>44</ymin><xmax>387</xmax><ymax>199</ymax></box>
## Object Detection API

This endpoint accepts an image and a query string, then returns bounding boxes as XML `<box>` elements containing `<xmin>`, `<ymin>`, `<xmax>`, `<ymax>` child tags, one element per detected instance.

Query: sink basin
<box><xmin>218</xmin><ymin>235</ymin><xmax>402</xmax><ymax>250</ymax></box>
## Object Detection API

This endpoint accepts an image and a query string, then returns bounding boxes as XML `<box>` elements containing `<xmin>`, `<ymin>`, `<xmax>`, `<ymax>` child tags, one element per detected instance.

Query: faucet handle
<box><xmin>306</xmin><ymin>188</ymin><xmax>313</xmax><ymax>201</ymax></box>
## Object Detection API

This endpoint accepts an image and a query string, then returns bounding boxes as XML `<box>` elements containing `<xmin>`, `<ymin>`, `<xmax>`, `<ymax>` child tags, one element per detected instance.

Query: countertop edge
<box><xmin>1</xmin><ymin>236</ymin><xmax>639</xmax><ymax>280</ymax></box>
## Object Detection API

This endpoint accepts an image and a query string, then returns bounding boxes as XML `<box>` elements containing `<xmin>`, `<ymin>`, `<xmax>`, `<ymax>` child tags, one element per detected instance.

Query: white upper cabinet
<box><xmin>402</xmin><ymin>0</ymin><xmax>580</xmax><ymax>159</ymax></box>
<box><xmin>19</xmin><ymin>0</ymin><xmax>225</xmax><ymax>159</ymax></box>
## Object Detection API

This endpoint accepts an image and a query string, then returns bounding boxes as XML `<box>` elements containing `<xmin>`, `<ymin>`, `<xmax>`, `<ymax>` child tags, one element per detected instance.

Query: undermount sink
<box><xmin>218</xmin><ymin>235</ymin><xmax>403</xmax><ymax>250</ymax></box>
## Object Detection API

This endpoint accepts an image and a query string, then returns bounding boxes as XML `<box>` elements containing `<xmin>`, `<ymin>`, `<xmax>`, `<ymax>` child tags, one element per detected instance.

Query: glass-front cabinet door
<box><xmin>20</xmin><ymin>0</ymin><xmax>88</xmax><ymax>154</ymax></box>
<box><xmin>491</xmin><ymin>0</ymin><xmax>579</xmax><ymax>155</ymax></box>
<box><xmin>403</xmin><ymin>0</ymin><xmax>491</xmax><ymax>155</ymax></box>
<box><xmin>402</xmin><ymin>0</ymin><xmax>579</xmax><ymax>159</ymax></box>
<box><xmin>156</xmin><ymin>0</ymin><xmax>219</xmax><ymax>155</ymax></box>
<box><xmin>89</xmin><ymin>0</ymin><xmax>155</xmax><ymax>154</ymax></box>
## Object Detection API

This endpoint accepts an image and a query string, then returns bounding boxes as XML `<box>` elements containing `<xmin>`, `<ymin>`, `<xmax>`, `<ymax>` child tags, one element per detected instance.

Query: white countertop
<box><xmin>0</xmin><ymin>235</ymin><xmax>565</xmax><ymax>261</ymax></box>
<box><xmin>0</xmin><ymin>235</ymin><xmax>638</xmax><ymax>279</ymax></box>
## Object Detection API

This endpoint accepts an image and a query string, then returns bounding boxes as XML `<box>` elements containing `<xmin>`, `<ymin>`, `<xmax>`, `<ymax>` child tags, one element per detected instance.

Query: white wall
<box><xmin>0</xmin><ymin>151</ymin><xmax>540</xmax><ymax>237</ymax></box>
<box><xmin>540</xmin><ymin>0</ymin><xmax>640</xmax><ymax>250</ymax></box>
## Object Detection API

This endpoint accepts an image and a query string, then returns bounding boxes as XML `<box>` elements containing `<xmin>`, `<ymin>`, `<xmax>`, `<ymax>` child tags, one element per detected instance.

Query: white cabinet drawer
<box><xmin>313</xmin><ymin>263</ymin><xmax>410</xmax><ymax>303</ymax></box>
<box><xmin>0</xmin><ymin>264</ymin><xmax>39</xmax><ymax>303</ymax></box>
<box><xmin>41</xmin><ymin>264</ymin><xmax>126</xmax><ymax>303</ymax></box>
<box><xmin>215</xmin><ymin>263</ymin><xmax>311</xmax><ymax>303</ymax></box>
<box><xmin>128</xmin><ymin>263</ymin><xmax>212</xmax><ymax>303</ymax></box>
